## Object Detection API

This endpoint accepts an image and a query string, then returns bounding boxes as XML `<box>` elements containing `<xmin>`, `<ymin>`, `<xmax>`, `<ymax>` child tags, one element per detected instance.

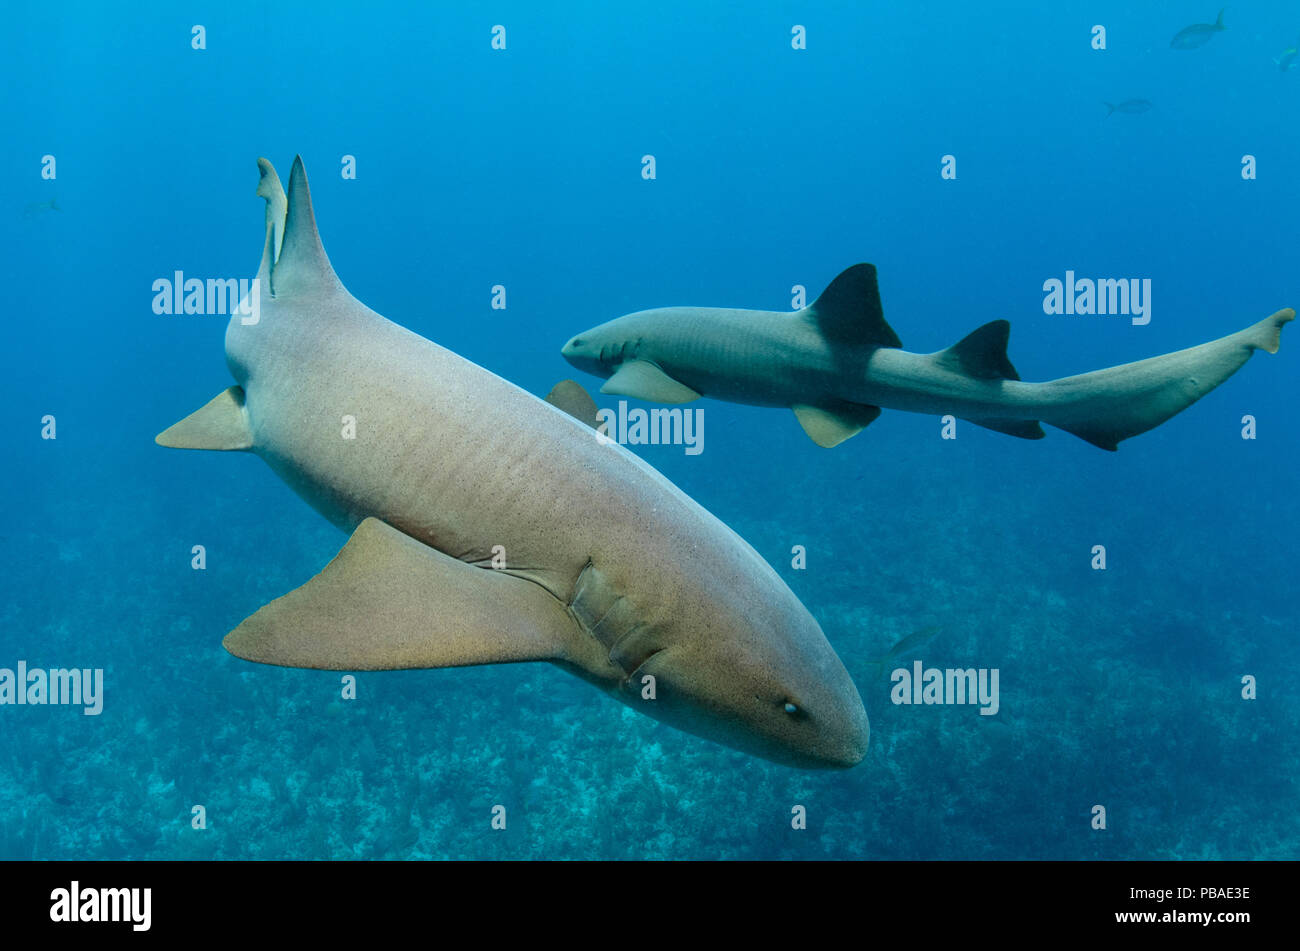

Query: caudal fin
<box><xmin>1041</xmin><ymin>308</ymin><xmax>1293</xmax><ymax>451</ymax></box>
<box><xmin>1215</xmin><ymin>8</ymin><xmax>1225</xmax><ymax>30</ymax></box>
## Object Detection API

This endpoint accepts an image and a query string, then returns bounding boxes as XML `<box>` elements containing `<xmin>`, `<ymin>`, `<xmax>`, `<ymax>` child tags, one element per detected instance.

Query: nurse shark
<box><xmin>156</xmin><ymin>156</ymin><xmax>868</xmax><ymax>769</ymax></box>
<box><xmin>561</xmin><ymin>264</ymin><xmax>1291</xmax><ymax>449</ymax></box>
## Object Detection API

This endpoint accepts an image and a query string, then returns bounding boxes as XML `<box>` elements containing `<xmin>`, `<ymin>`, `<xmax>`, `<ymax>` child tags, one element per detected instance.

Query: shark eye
<box><xmin>570</xmin><ymin>337</ymin><xmax>584</xmax><ymax>348</ymax></box>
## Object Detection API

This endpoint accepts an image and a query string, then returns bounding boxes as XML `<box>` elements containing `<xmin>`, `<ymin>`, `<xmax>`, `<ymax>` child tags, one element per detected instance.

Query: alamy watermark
<box><xmin>596</xmin><ymin>400</ymin><xmax>704</xmax><ymax>455</ymax></box>
<box><xmin>152</xmin><ymin>271</ymin><xmax>260</xmax><ymax>325</ymax></box>
<box><xmin>0</xmin><ymin>661</ymin><xmax>103</xmax><ymax>715</ymax></box>
<box><xmin>1042</xmin><ymin>270</ymin><xmax>1151</xmax><ymax>325</ymax></box>
<box><xmin>50</xmin><ymin>882</ymin><xmax>150</xmax><ymax>931</ymax></box>
<box><xmin>890</xmin><ymin>660</ymin><xmax>999</xmax><ymax>715</ymax></box>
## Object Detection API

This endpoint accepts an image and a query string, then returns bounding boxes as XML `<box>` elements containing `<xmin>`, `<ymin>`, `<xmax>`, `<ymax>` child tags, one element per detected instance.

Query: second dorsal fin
<box><xmin>254</xmin><ymin>158</ymin><xmax>285</xmax><ymax>286</ymax></box>
<box><xmin>935</xmin><ymin>320</ymin><xmax>1022</xmax><ymax>380</ymax></box>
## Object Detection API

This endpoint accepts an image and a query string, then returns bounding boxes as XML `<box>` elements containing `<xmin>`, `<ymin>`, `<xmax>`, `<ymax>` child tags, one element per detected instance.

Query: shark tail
<box><xmin>1038</xmin><ymin>309</ymin><xmax>1293</xmax><ymax>451</ymax></box>
<box><xmin>1215</xmin><ymin>8</ymin><xmax>1225</xmax><ymax>30</ymax></box>
<box><xmin>1103</xmin><ymin>102</ymin><xmax>1116</xmax><ymax>117</ymax></box>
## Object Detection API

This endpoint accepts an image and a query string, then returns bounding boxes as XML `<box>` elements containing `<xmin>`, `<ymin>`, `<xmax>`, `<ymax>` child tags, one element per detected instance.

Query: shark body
<box><xmin>562</xmin><ymin>264</ymin><xmax>1292</xmax><ymax>449</ymax></box>
<box><xmin>156</xmin><ymin>157</ymin><xmax>868</xmax><ymax>769</ymax></box>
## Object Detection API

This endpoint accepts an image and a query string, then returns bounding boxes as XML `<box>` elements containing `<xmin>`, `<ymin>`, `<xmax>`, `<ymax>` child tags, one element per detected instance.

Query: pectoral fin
<box><xmin>155</xmin><ymin>386</ymin><xmax>253</xmax><ymax>451</ymax></box>
<box><xmin>223</xmin><ymin>518</ymin><xmax>577</xmax><ymax>671</ymax></box>
<box><xmin>792</xmin><ymin>402</ymin><xmax>881</xmax><ymax>448</ymax></box>
<box><xmin>600</xmin><ymin>360</ymin><xmax>701</xmax><ymax>404</ymax></box>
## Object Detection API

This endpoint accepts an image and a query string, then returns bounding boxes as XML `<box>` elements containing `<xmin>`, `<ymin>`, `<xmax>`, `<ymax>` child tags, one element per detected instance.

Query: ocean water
<box><xmin>1</xmin><ymin>1</ymin><xmax>1297</xmax><ymax>860</ymax></box>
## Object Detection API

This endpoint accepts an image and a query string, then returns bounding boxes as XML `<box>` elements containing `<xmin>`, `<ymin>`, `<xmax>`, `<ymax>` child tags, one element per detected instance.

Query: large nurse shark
<box><xmin>156</xmin><ymin>157</ymin><xmax>868</xmax><ymax>769</ymax></box>
<box><xmin>562</xmin><ymin>264</ymin><xmax>1292</xmax><ymax>448</ymax></box>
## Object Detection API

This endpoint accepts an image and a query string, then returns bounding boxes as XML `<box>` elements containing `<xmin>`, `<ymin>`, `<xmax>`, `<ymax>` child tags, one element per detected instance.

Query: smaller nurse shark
<box><xmin>561</xmin><ymin>264</ymin><xmax>1292</xmax><ymax>449</ymax></box>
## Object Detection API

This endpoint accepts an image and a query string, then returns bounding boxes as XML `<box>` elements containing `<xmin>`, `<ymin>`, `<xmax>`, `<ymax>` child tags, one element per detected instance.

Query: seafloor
<box><xmin>4</xmin><ymin>406</ymin><xmax>1294</xmax><ymax>861</ymax></box>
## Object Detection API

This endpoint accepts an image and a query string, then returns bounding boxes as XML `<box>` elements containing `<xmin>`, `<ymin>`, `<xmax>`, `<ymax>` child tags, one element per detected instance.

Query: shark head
<box><xmin>624</xmin><ymin>588</ymin><xmax>870</xmax><ymax>769</ymax></box>
<box><xmin>565</xmin><ymin>530</ymin><xmax>869</xmax><ymax>769</ymax></box>
<box><xmin>560</xmin><ymin>319</ymin><xmax>632</xmax><ymax>379</ymax></box>
<box><xmin>562</xmin><ymin>309</ymin><xmax>706</xmax><ymax>403</ymax></box>
<box><xmin>562</xmin><ymin>308</ymin><xmax>692</xmax><ymax>374</ymax></box>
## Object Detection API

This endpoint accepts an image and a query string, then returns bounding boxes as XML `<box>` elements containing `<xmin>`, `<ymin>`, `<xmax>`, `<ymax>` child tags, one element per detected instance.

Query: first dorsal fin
<box><xmin>807</xmin><ymin>263</ymin><xmax>902</xmax><ymax>349</ymax></box>
<box><xmin>272</xmin><ymin>156</ymin><xmax>341</xmax><ymax>298</ymax></box>
<box><xmin>935</xmin><ymin>319</ymin><xmax>1022</xmax><ymax>380</ymax></box>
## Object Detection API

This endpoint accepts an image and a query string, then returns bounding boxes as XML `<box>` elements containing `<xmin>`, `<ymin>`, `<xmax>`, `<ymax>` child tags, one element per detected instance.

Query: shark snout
<box><xmin>560</xmin><ymin>335</ymin><xmax>607</xmax><ymax>377</ymax></box>
<box><xmin>788</xmin><ymin>685</ymin><xmax>869</xmax><ymax>770</ymax></box>
<box><xmin>794</xmin><ymin>653</ymin><xmax>871</xmax><ymax>769</ymax></box>
<box><xmin>764</xmin><ymin>707</ymin><xmax>868</xmax><ymax>770</ymax></box>
<box><xmin>825</xmin><ymin>705</ymin><xmax>870</xmax><ymax>768</ymax></box>
<box><xmin>756</xmin><ymin>663</ymin><xmax>870</xmax><ymax>770</ymax></box>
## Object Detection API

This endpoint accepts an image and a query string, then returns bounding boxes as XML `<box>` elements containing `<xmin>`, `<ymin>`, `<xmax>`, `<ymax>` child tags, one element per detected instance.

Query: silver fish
<box><xmin>1171</xmin><ymin>9</ymin><xmax>1225</xmax><ymax>49</ymax></box>
<box><xmin>1104</xmin><ymin>99</ymin><xmax>1153</xmax><ymax>117</ymax></box>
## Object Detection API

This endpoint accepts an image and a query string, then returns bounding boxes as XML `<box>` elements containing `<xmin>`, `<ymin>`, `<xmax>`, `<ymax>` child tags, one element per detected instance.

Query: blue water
<box><xmin>1</xmin><ymin>1</ymin><xmax>1296</xmax><ymax>859</ymax></box>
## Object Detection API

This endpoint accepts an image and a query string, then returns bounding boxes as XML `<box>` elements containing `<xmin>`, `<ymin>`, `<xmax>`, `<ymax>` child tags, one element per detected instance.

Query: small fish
<box><xmin>1274</xmin><ymin>41</ymin><xmax>1299</xmax><ymax>72</ymax></box>
<box><xmin>866</xmin><ymin>626</ymin><xmax>941</xmax><ymax>679</ymax></box>
<box><xmin>1104</xmin><ymin>99</ymin><xmax>1153</xmax><ymax>117</ymax></box>
<box><xmin>1171</xmin><ymin>8</ymin><xmax>1225</xmax><ymax>49</ymax></box>
<box><xmin>22</xmin><ymin>197</ymin><xmax>60</xmax><ymax>217</ymax></box>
